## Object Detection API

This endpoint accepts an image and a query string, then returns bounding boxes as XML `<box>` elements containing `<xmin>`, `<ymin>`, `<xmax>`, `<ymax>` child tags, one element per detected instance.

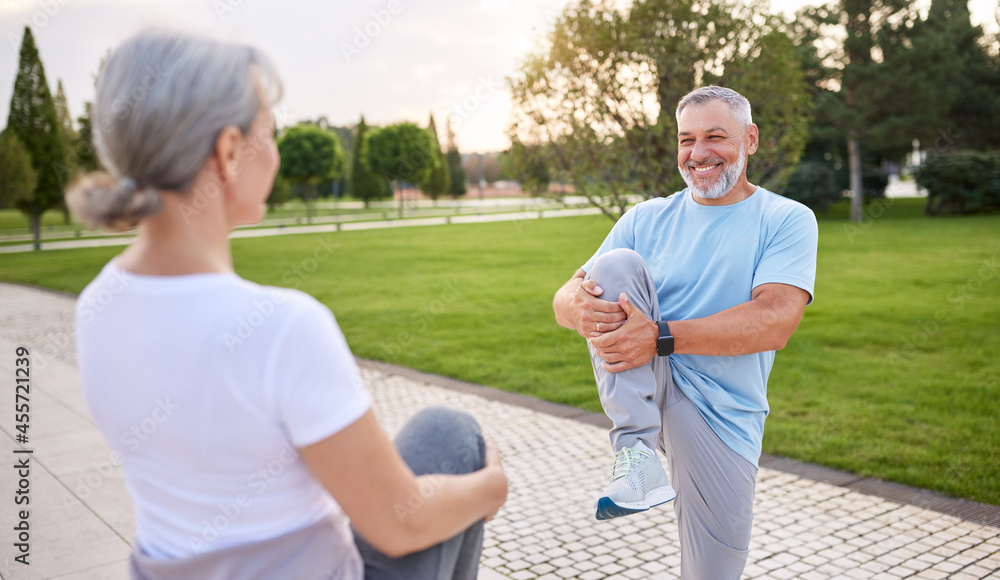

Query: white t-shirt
<box><xmin>75</xmin><ymin>259</ymin><xmax>371</xmax><ymax>562</ymax></box>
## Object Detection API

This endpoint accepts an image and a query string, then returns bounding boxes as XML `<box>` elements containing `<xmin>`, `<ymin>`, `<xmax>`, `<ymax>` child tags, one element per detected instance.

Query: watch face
<box><xmin>657</xmin><ymin>335</ymin><xmax>674</xmax><ymax>356</ymax></box>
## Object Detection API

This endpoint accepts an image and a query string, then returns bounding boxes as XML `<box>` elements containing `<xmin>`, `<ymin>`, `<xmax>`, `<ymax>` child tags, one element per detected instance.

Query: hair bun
<box><xmin>66</xmin><ymin>171</ymin><xmax>163</xmax><ymax>232</ymax></box>
<box><xmin>117</xmin><ymin>177</ymin><xmax>138</xmax><ymax>195</ymax></box>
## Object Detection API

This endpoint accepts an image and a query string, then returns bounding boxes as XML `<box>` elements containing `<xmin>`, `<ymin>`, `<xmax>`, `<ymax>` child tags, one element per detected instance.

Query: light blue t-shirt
<box><xmin>581</xmin><ymin>187</ymin><xmax>818</xmax><ymax>466</ymax></box>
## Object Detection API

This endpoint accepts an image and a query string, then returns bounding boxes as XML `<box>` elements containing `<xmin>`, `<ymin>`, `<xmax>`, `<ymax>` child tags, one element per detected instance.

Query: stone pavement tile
<box><xmin>60</xmin><ymin>467</ymin><xmax>136</xmax><ymax>542</ymax></box>
<box><xmin>46</xmin><ymin>559</ymin><xmax>129</xmax><ymax>580</ymax></box>
<box><xmin>31</xmin><ymin>430</ymin><xmax>118</xmax><ymax>479</ymax></box>
<box><xmin>480</xmin><ymin>569</ymin><xmax>510</xmax><ymax>580</ymax></box>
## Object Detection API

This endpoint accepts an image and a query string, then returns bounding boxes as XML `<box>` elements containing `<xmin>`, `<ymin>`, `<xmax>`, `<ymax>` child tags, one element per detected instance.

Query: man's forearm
<box><xmin>670</xmin><ymin>286</ymin><xmax>807</xmax><ymax>356</ymax></box>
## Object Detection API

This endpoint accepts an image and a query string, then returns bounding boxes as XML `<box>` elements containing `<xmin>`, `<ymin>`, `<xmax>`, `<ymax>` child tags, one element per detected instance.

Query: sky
<box><xmin>1</xmin><ymin>0</ymin><xmax>997</xmax><ymax>154</ymax></box>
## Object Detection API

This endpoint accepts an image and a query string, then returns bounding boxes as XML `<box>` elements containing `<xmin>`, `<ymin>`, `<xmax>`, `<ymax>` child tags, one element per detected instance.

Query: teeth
<box><xmin>693</xmin><ymin>165</ymin><xmax>718</xmax><ymax>173</ymax></box>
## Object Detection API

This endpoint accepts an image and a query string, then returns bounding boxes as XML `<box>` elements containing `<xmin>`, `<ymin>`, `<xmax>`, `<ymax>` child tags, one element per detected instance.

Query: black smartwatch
<box><xmin>656</xmin><ymin>321</ymin><xmax>674</xmax><ymax>356</ymax></box>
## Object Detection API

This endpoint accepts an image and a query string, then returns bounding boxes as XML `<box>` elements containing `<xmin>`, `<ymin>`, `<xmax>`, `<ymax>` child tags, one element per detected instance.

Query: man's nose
<box><xmin>691</xmin><ymin>138</ymin><xmax>711</xmax><ymax>162</ymax></box>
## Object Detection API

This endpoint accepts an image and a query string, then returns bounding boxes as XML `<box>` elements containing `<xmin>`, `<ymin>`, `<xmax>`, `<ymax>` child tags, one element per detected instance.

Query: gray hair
<box><xmin>67</xmin><ymin>29</ymin><xmax>283</xmax><ymax>231</ymax></box>
<box><xmin>675</xmin><ymin>86</ymin><xmax>752</xmax><ymax>130</ymax></box>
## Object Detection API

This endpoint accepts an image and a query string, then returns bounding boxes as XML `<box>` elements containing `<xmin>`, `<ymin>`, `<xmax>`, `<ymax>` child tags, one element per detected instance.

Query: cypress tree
<box><xmin>445</xmin><ymin>116</ymin><xmax>466</xmax><ymax>197</ymax></box>
<box><xmin>350</xmin><ymin>116</ymin><xmax>388</xmax><ymax>207</ymax></box>
<box><xmin>6</xmin><ymin>27</ymin><xmax>67</xmax><ymax>248</ymax></box>
<box><xmin>53</xmin><ymin>79</ymin><xmax>77</xmax><ymax>223</ymax></box>
<box><xmin>75</xmin><ymin>101</ymin><xmax>101</xmax><ymax>173</ymax></box>
<box><xmin>0</xmin><ymin>132</ymin><xmax>38</xmax><ymax>209</ymax></box>
<box><xmin>420</xmin><ymin>113</ymin><xmax>450</xmax><ymax>202</ymax></box>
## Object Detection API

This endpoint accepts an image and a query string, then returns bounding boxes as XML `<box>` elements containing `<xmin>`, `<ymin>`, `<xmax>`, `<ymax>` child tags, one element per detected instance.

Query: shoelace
<box><xmin>609</xmin><ymin>446</ymin><xmax>649</xmax><ymax>482</ymax></box>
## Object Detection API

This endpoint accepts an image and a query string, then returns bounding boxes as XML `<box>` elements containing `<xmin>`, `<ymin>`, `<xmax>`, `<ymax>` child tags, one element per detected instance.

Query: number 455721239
<box><xmin>14</xmin><ymin>346</ymin><xmax>29</xmax><ymax>444</ymax></box>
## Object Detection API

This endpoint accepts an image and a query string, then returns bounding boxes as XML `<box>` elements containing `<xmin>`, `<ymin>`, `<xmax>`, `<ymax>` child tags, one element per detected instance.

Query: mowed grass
<box><xmin>0</xmin><ymin>198</ymin><xmax>997</xmax><ymax>505</ymax></box>
<box><xmin>0</xmin><ymin>208</ymin><xmax>79</xmax><ymax>231</ymax></box>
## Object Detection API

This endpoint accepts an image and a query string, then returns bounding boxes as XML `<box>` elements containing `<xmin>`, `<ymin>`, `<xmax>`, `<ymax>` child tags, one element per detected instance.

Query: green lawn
<box><xmin>0</xmin><ymin>208</ymin><xmax>80</xmax><ymax>231</ymax></box>
<box><xmin>0</xmin><ymin>198</ymin><xmax>997</xmax><ymax>505</ymax></box>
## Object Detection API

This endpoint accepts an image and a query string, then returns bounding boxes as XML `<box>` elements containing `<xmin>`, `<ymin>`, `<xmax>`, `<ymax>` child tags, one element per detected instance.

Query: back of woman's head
<box><xmin>67</xmin><ymin>29</ymin><xmax>283</xmax><ymax>231</ymax></box>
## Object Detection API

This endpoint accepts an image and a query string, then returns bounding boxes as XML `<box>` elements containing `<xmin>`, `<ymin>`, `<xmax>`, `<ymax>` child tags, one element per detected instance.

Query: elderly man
<box><xmin>552</xmin><ymin>86</ymin><xmax>818</xmax><ymax>579</ymax></box>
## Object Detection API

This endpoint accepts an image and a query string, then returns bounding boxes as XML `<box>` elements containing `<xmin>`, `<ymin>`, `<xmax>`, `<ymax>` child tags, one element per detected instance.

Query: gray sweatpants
<box><xmin>130</xmin><ymin>406</ymin><xmax>485</xmax><ymax>580</ymax></box>
<box><xmin>587</xmin><ymin>248</ymin><xmax>758</xmax><ymax>580</ymax></box>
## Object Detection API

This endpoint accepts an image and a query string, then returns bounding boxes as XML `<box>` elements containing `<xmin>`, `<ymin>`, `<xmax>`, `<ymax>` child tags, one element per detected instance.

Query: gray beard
<box><xmin>679</xmin><ymin>144</ymin><xmax>747</xmax><ymax>200</ymax></box>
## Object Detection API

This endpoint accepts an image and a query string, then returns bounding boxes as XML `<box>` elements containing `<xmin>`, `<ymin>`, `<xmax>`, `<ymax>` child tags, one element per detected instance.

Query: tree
<box><xmin>419</xmin><ymin>114</ymin><xmax>450</xmax><ymax>202</ymax></box>
<box><xmin>508</xmin><ymin>0</ymin><xmax>810</xmax><ymax>221</ymax></box>
<box><xmin>445</xmin><ymin>116</ymin><xmax>466</xmax><ymax>197</ymax></box>
<box><xmin>900</xmin><ymin>0</ymin><xmax>1000</xmax><ymax>152</ymax></box>
<box><xmin>786</xmin><ymin>5</ymin><xmax>890</xmax><ymax>208</ymax></box>
<box><xmin>53</xmin><ymin>80</ymin><xmax>78</xmax><ymax>224</ymax></box>
<box><xmin>0</xmin><ymin>132</ymin><xmax>38</xmax><ymax>210</ymax></box>
<box><xmin>367</xmin><ymin>122</ymin><xmax>435</xmax><ymax>217</ymax></box>
<box><xmin>267</xmin><ymin>174</ymin><xmax>291</xmax><ymax>211</ymax></box>
<box><xmin>6</xmin><ymin>26</ymin><xmax>67</xmax><ymax>249</ymax></box>
<box><xmin>504</xmin><ymin>141</ymin><xmax>551</xmax><ymax>195</ymax></box>
<box><xmin>277</xmin><ymin>123</ymin><xmax>345</xmax><ymax>223</ymax></box>
<box><xmin>75</xmin><ymin>102</ymin><xmax>101</xmax><ymax>173</ymax></box>
<box><xmin>350</xmin><ymin>116</ymin><xmax>388</xmax><ymax>208</ymax></box>
<box><xmin>796</xmin><ymin>0</ymin><xmax>916</xmax><ymax>221</ymax></box>
<box><xmin>315</xmin><ymin>118</ymin><xmax>354</xmax><ymax>199</ymax></box>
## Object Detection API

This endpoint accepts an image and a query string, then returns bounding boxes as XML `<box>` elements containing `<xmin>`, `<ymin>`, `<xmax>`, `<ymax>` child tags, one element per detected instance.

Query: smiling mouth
<box><xmin>689</xmin><ymin>162</ymin><xmax>722</xmax><ymax>174</ymax></box>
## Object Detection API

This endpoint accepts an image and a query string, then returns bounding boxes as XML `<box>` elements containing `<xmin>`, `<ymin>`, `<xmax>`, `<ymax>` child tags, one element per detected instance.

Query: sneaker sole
<box><xmin>595</xmin><ymin>486</ymin><xmax>676</xmax><ymax>521</ymax></box>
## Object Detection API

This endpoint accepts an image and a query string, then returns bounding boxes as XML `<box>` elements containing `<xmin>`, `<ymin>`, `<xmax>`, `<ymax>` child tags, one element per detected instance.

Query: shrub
<box><xmin>779</xmin><ymin>160</ymin><xmax>842</xmax><ymax>212</ymax></box>
<box><xmin>918</xmin><ymin>151</ymin><xmax>1000</xmax><ymax>216</ymax></box>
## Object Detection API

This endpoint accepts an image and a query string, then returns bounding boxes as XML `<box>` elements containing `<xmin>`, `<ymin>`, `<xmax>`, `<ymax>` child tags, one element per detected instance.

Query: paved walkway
<box><xmin>0</xmin><ymin>282</ymin><xmax>997</xmax><ymax>579</ymax></box>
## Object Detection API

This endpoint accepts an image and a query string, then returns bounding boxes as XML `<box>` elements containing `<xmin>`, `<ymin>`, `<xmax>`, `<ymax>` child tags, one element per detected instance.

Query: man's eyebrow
<box><xmin>678</xmin><ymin>127</ymin><xmax>730</xmax><ymax>136</ymax></box>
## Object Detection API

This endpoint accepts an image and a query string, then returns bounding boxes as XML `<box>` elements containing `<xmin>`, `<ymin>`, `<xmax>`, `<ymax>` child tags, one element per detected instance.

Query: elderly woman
<box><xmin>68</xmin><ymin>29</ymin><xmax>507</xmax><ymax>580</ymax></box>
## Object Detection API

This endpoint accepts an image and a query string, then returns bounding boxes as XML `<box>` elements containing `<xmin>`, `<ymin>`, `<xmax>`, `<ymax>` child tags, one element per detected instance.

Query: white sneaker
<box><xmin>594</xmin><ymin>442</ymin><xmax>676</xmax><ymax>520</ymax></box>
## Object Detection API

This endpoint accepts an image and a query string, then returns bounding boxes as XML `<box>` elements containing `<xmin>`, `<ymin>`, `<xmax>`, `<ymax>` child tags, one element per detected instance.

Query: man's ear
<box><xmin>746</xmin><ymin>123</ymin><xmax>759</xmax><ymax>156</ymax></box>
<box><xmin>211</xmin><ymin>126</ymin><xmax>243</xmax><ymax>184</ymax></box>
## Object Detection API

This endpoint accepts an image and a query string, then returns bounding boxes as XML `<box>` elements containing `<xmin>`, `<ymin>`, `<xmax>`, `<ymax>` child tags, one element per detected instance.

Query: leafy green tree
<box><xmin>0</xmin><ymin>131</ymin><xmax>38</xmax><ymax>210</ymax></box>
<box><xmin>504</xmin><ymin>141</ymin><xmax>551</xmax><ymax>195</ymax></box>
<box><xmin>508</xmin><ymin>0</ymin><xmax>810</xmax><ymax>221</ymax></box>
<box><xmin>277</xmin><ymin>123</ymin><xmax>345</xmax><ymax>223</ymax></box>
<box><xmin>267</xmin><ymin>174</ymin><xmax>291</xmax><ymax>211</ymax></box>
<box><xmin>798</xmin><ymin>0</ymin><xmax>916</xmax><ymax>221</ymax></box>
<box><xmin>782</xmin><ymin>4</ymin><xmax>888</xmax><ymax>209</ymax></box>
<box><xmin>6</xmin><ymin>26</ymin><xmax>67</xmax><ymax>249</ymax></box>
<box><xmin>419</xmin><ymin>114</ymin><xmax>450</xmax><ymax>202</ymax></box>
<box><xmin>350</xmin><ymin>116</ymin><xmax>388</xmax><ymax>207</ymax></box>
<box><xmin>367</xmin><ymin>122</ymin><xmax>435</xmax><ymax>217</ymax></box>
<box><xmin>445</xmin><ymin>117</ymin><xmax>466</xmax><ymax>197</ymax></box>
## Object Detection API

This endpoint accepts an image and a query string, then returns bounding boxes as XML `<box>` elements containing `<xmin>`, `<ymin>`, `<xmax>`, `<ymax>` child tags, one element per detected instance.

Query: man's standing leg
<box><xmin>660</xmin><ymin>379</ymin><xmax>757</xmax><ymax>580</ymax></box>
<box><xmin>586</xmin><ymin>248</ymin><xmax>675</xmax><ymax>519</ymax></box>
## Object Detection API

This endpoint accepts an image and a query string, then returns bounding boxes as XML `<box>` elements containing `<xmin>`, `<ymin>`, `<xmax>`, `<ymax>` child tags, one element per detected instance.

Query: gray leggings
<box><xmin>354</xmin><ymin>406</ymin><xmax>486</xmax><ymax>580</ymax></box>
<box><xmin>587</xmin><ymin>248</ymin><xmax>758</xmax><ymax>580</ymax></box>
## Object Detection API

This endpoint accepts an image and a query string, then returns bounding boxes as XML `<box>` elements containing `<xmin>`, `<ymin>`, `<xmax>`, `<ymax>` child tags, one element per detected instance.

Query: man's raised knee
<box><xmin>588</xmin><ymin>248</ymin><xmax>647</xmax><ymax>289</ymax></box>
